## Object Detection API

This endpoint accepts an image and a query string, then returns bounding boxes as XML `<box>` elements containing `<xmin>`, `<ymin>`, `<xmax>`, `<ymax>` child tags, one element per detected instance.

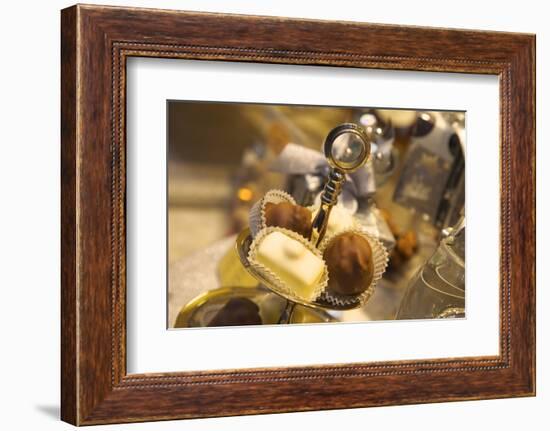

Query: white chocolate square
<box><xmin>256</xmin><ymin>231</ymin><xmax>324</xmax><ymax>301</ymax></box>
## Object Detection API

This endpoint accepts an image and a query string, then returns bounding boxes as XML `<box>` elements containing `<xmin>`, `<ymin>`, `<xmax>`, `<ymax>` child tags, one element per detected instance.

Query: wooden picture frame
<box><xmin>61</xmin><ymin>4</ymin><xmax>535</xmax><ymax>425</ymax></box>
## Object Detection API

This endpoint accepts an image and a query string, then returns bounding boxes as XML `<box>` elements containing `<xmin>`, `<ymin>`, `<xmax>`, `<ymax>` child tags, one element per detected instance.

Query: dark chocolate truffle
<box><xmin>207</xmin><ymin>297</ymin><xmax>262</xmax><ymax>327</ymax></box>
<box><xmin>323</xmin><ymin>232</ymin><xmax>374</xmax><ymax>296</ymax></box>
<box><xmin>396</xmin><ymin>230</ymin><xmax>418</xmax><ymax>259</ymax></box>
<box><xmin>264</xmin><ymin>201</ymin><xmax>312</xmax><ymax>239</ymax></box>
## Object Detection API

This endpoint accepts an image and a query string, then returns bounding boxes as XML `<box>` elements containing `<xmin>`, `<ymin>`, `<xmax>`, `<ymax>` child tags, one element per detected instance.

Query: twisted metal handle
<box><xmin>310</xmin><ymin>123</ymin><xmax>371</xmax><ymax>247</ymax></box>
<box><xmin>310</xmin><ymin>169</ymin><xmax>346</xmax><ymax>246</ymax></box>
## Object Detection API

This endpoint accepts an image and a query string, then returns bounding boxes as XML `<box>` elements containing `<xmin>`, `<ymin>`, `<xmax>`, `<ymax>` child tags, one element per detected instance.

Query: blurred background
<box><xmin>168</xmin><ymin>101</ymin><xmax>466</xmax><ymax>328</ymax></box>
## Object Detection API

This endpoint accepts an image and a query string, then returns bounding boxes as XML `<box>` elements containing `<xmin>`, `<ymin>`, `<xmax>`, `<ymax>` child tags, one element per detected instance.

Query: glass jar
<box><xmin>396</xmin><ymin>217</ymin><xmax>465</xmax><ymax>319</ymax></box>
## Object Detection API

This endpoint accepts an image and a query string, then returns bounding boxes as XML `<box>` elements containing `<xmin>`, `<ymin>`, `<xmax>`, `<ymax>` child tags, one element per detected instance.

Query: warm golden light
<box><xmin>237</xmin><ymin>187</ymin><xmax>253</xmax><ymax>202</ymax></box>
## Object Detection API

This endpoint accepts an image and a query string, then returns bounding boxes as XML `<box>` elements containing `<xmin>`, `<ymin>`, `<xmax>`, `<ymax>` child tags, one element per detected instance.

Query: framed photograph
<box><xmin>61</xmin><ymin>4</ymin><xmax>535</xmax><ymax>425</ymax></box>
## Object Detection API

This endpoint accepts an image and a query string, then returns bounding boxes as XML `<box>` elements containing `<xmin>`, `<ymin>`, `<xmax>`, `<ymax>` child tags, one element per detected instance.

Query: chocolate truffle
<box><xmin>323</xmin><ymin>232</ymin><xmax>374</xmax><ymax>296</ymax></box>
<box><xmin>207</xmin><ymin>297</ymin><xmax>262</xmax><ymax>327</ymax></box>
<box><xmin>264</xmin><ymin>201</ymin><xmax>312</xmax><ymax>238</ymax></box>
<box><xmin>396</xmin><ymin>230</ymin><xmax>418</xmax><ymax>259</ymax></box>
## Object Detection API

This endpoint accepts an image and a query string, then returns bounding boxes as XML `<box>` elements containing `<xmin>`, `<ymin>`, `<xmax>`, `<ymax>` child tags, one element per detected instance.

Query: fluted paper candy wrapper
<box><xmin>247</xmin><ymin>226</ymin><xmax>328</xmax><ymax>304</ymax></box>
<box><xmin>318</xmin><ymin>228</ymin><xmax>389</xmax><ymax>307</ymax></box>
<box><xmin>248</xmin><ymin>189</ymin><xmax>296</xmax><ymax>238</ymax></box>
